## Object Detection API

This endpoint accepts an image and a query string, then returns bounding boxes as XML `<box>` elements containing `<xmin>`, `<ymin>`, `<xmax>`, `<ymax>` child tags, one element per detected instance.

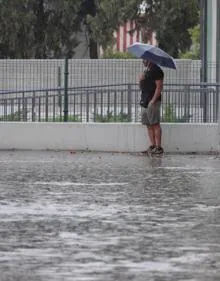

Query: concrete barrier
<box><xmin>0</xmin><ymin>122</ymin><xmax>218</xmax><ymax>153</ymax></box>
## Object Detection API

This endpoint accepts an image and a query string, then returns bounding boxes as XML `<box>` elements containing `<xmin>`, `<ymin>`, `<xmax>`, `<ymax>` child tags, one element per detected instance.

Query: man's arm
<box><xmin>150</xmin><ymin>79</ymin><xmax>163</xmax><ymax>105</ymax></box>
<box><xmin>139</xmin><ymin>73</ymin><xmax>145</xmax><ymax>90</ymax></box>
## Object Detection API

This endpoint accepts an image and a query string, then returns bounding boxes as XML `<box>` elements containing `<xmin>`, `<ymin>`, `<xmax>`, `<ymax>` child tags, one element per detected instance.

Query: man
<box><xmin>139</xmin><ymin>59</ymin><xmax>164</xmax><ymax>154</ymax></box>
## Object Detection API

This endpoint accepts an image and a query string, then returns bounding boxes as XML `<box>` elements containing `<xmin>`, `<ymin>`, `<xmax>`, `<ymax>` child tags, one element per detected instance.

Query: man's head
<box><xmin>142</xmin><ymin>59</ymin><xmax>153</xmax><ymax>68</ymax></box>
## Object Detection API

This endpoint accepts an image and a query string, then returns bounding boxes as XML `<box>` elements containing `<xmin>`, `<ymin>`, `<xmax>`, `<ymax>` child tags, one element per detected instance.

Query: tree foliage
<box><xmin>0</xmin><ymin>0</ymin><xmax>142</xmax><ymax>58</ymax></box>
<box><xmin>139</xmin><ymin>0</ymin><xmax>199</xmax><ymax>58</ymax></box>
<box><xmin>78</xmin><ymin>0</ymin><xmax>142</xmax><ymax>58</ymax></box>
<box><xmin>0</xmin><ymin>0</ymin><xmax>200</xmax><ymax>59</ymax></box>
<box><xmin>179</xmin><ymin>24</ymin><xmax>200</xmax><ymax>59</ymax></box>
<box><xmin>0</xmin><ymin>0</ymin><xmax>81</xmax><ymax>58</ymax></box>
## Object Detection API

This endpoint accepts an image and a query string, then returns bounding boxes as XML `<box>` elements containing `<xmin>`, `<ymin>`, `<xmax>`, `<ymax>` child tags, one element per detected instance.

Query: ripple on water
<box><xmin>1</xmin><ymin>152</ymin><xmax>220</xmax><ymax>280</ymax></box>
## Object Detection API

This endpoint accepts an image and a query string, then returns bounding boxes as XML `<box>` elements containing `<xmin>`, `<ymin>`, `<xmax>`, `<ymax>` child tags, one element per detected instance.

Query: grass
<box><xmin>0</xmin><ymin>111</ymin><xmax>27</xmax><ymax>121</ymax></box>
<box><xmin>161</xmin><ymin>104</ymin><xmax>190</xmax><ymax>123</ymax></box>
<box><xmin>0</xmin><ymin>111</ymin><xmax>82</xmax><ymax>122</ymax></box>
<box><xmin>40</xmin><ymin>115</ymin><xmax>82</xmax><ymax>122</ymax></box>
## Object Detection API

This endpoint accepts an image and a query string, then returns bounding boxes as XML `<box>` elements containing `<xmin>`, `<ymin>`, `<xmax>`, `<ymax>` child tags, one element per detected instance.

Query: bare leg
<box><xmin>153</xmin><ymin>123</ymin><xmax>162</xmax><ymax>147</ymax></box>
<box><xmin>147</xmin><ymin>125</ymin><xmax>156</xmax><ymax>146</ymax></box>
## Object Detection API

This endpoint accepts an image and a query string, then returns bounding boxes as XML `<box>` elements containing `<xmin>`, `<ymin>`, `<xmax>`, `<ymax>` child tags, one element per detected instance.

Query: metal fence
<box><xmin>0</xmin><ymin>83</ymin><xmax>219</xmax><ymax>123</ymax></box>
<box><xmin>0</xmin><ymin>59</ymin><xmax>220</xmax><ymax>123</ymax></box>
<box><xmin>0</xmin><ymin>59</ymin><xmax>219</xmax><ymax>91</ymax></box>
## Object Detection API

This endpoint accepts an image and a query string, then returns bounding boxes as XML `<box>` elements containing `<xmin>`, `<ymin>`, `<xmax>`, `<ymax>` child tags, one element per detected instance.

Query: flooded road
<box><xmin>0</xmin><ymin>151</ymin><xmax>220</xmax><ymax>281</ymax></box>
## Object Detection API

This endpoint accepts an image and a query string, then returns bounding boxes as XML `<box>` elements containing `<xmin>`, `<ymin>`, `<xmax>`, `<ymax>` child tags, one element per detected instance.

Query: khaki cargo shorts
<box><xmin>141</xmin><ymin>101</ymin><xmax>161</xmax><ymax>126</ymax></box>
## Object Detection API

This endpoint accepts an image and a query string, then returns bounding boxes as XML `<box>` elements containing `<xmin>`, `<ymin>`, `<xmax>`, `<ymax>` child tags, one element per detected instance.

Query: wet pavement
<box><xmin>0</xmin><ymin>150</ymin><xmax>220</xmax><ymax>281</ymax></box>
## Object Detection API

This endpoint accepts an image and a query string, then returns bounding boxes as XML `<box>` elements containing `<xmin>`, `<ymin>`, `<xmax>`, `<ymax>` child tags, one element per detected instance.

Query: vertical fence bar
<box><xmin>203</xmin><ymin>88</ymin><xmax>207</xmax><ymax>123</ymax></box>
<box><xmin>10</xmin><ymin>99</ymin><xmax>14</xmax><ymax>121</ymax></box>
<box><xmin>25</xmin><ymin>98</ymin><xmax>28</xmax><ymax>121</ymax></box>
<box><xmin>100</xmin><ymin>90</ymin><xmax>103</xmax><ymax>118</ymax></box>
<box><xmin>127</xmin><ymin>84</ymin><xmax>132</xmax><ymax>122</ymax></box>
<box><xmin>38</xmin><ymin>97</ymin><xmax>41</xmax><ymax>122</ymax></box>
<box><xmin>207</xmin><ymin>89</ymin><xmax>211</xmax><ymax>122</ymax></box>
<box><xmin>80</xmin><ymin>90</ymin><xmax>83</xmax><ymax>122</ymax></box>
<box><xmin>60</xmin><ymin>92</ymin><xmax>62</xmax><ymax>122</ymax></box>
<box><xmin>53</xmin><ymin>96</ymin><xmax>56</xmax><ymax>122</ymax></box>
<box><xmin>211</xmin><ymin>89</ymin><xmax>214</xmax><ymax>123</ymax></box>
<box><xmin>135</xmin><ymin>89</ymin><xmax>139</xmax><ymax>122</ymax></box>
<box><xmin>45</xmin><ymin>91</ymin><xmax>49</xmax><ymax>122</ymax></box>
<box><xmin>121</xmin><ymin>90</ymin><xmax>124</xmax><ymax>117</ymax></box>
<box><xmin>64</xmin><ymin>58</ymin><xmax>69</xmax><ymax>122</ymax></box>
<box><xmin>114</xmin><ymin>91</ymin><xmax>117</xmax><ymax>121</ymax></box>
<box><xmin>194</xmin><ymin>89</ymin><xmax>197</xmax><ymax>122</ymax></box>
<box><xmin>94</xmin><ymin>92</ymin><xmax>97</xmax><ymax>122</ymax></box>
<box><xmin>58</xmin><ymin>66</ymin><xmax>62</xmax><ymax>108</ymax></box>
<box><xmin>18</xmin><ymin>98</ymin><xmax>21</xmax><ymax>121</ymax></box>
<box><xmin>4</xmin><ymin>99</ymin><xmax>7</xmax><ymax>120</ymax></box>
<box><xmin>184</xmin><ymin>86</ymin><xmax>190</xmax><ymax>122</ymax></box>
<box><xmin>32</xmin><ymin>91</ymin><xmax>35</xmax><ymax>122</ymax></box>
<box><xmin>107</xmin><ymin>91</ymin><xmax>110</xmax><ymax>117</ymax></box>
<box><xmin>86</xmin><ymin>90</ymin><xmax>89</xmax><ymax>122</ymax></box>
<box><xmin>22</xmin><ymin>92</ymin><xmax>25</xmax><ymax>121</ymax></box>
<box><xmin>73</xmin><ymin>93</ymin><xmax>76</xmax><ymax>121</ymax></box>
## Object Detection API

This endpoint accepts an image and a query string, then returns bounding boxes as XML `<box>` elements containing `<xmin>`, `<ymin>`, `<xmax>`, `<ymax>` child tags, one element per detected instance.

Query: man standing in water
<box><xmin>139</xmin><ymin>59</ymin><xmax>164</xmax><ymax>154</ymax></box>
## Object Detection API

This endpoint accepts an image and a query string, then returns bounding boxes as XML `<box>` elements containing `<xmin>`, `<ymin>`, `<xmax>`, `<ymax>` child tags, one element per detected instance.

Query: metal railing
<box><xmin>0</xmin><ymin>83</ymin><xmax>219</xmax><ymax>123</ymax></box>
<box><xmin>0</xmin><ymin>59</ymin><xmax>219</xmax><ymax>91</ymax></box>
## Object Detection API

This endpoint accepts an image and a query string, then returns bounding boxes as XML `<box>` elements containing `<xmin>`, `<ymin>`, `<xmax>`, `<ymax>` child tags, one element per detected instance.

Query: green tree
<box><xmin>0</xmin><ymin>0</ymin><xmax>81</xmax><ymax>58</ymax></box>
<box><xmin>139</xmin><ymin>0</ymin><xmax>199</xmax><ymax>58</ymax></box>
<box><xmin>0</xmin><ymin>0</ymin><xmax>34</xmax><ymax>58</ymax></box>
<box><xmin>0</xmin><ymin>0</ymin><xmax>143</xmax><ymax>58</ymax></box>
<box><xmin>42</xmin><ymin>0</ymin><xmax>82</xmax><ymax>58</ymax></box>
<box><xmin>179</xmin><ymin>24</ymin><xmax>200</xmax><ymax>59</ymax></box>
<box><xmin>79</xmin><ymin>0</ymin><xmax>142</xmax><ymax>58</ymax></box>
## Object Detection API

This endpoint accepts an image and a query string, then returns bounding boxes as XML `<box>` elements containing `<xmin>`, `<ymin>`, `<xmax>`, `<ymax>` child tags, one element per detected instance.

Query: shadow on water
<box><xmin>0</xmin><ymin>151</ymin><xmax>220</xmax><ymax>281</ymax></box>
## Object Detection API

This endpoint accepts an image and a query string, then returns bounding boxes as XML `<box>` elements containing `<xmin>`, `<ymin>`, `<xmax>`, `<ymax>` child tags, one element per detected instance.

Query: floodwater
<box><xmin>0</xmin><ymin>151</ymin><xmax>220</xmax><ymax>281</ymax></box>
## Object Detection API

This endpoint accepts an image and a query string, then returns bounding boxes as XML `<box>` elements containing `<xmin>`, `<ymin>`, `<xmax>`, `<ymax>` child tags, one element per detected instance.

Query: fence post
<box><xmin>22</xmin><ymin>92</ymin><xmax>27</xmax><ymax>121</ymax></box>
<box><xmin>45</xmin><ymin>91</ymin><xmax>49</xmax><ymax>122</ymax></box>
<box><xmin>64</xmin><ymin>58</ymin><xmax>69</xmax><ymax>122</ymax></box>
<box><xmin>86</xmin><ymin>90</ymin><xmax>90</xmax><ymax>122</ymax></box>
<box><xmin>127</xmin><ymin>84</ymin><xmax>132</xmax><ymax>122</ymax></box>
<box><xmin>32</xmin><ymin>91</ymin><xmax>35</xmax><ymax>122</ymax></box>
<box><xmin>184</xmin><ymin>85</ymin><xmax>190</xmax><ymax>121</ymax></box>
<box><xmin>203</xmin><ymin>86</ymin><xmax>208</xmax><ymax>123</ymax></box>
<box><xmin>57</xmin><ymin>66</ymin><xmax>62</xmax><ymax>108</ymax></box>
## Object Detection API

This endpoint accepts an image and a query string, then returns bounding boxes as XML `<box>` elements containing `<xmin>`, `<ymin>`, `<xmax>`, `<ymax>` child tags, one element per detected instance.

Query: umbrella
<box><xmin>127</xmin><ymin>42</ymin><xmax>176</xmax><ymax>69</ymax></box>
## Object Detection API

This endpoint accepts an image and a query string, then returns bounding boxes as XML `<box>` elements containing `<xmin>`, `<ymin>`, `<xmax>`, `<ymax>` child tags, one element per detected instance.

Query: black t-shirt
<box><xmin>140</xmin><ymin>64</ymin><xmax>164</xmax><ymax>107</ymax></box>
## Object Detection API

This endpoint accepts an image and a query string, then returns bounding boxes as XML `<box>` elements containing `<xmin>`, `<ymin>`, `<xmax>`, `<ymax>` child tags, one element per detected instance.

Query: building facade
<box><xmin>113</xmin><ymin>20</ymin><xmax>157</xmax><ymax>52</ymax></box>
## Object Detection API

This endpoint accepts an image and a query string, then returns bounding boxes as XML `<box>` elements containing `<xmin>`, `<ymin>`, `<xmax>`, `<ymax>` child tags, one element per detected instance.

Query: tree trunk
<box><xmin>89</xmin><ymin>38</ymin><xmax>98</xmax><ymax>59</ymax></box>
<box><xmin>34</xmin><ymin>0</ymin><xmax>46</xmax><ymax>58</ymax></box>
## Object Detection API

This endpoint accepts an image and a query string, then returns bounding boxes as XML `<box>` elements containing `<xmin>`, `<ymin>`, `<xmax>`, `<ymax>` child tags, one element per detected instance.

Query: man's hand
<box><xmin>148</xmin><ymin>99</ymin><xmax>156</xmax><ymax>107</ymax></box>
<box><xmin>139</xmin><ymin>73</ymin><xmax>145</xmax><ymax>81</ymax></box>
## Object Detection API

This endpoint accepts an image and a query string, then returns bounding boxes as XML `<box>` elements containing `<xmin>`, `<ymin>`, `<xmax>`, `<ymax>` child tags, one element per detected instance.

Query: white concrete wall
<box><xmin>0</xmin><ymin>123</ymin><xmax>218</xmax><ymax>153</ymax></box>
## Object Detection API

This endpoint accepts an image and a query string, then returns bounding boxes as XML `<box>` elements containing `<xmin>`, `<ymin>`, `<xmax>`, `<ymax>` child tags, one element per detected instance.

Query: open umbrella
<box><xmin>127</xmin><ymin>42</ymin><xmax>176</xmax><ymax>69</ymax></box>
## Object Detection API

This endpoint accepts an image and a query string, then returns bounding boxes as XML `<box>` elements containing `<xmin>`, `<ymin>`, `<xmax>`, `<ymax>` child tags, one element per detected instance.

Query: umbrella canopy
<box><xmin>127</xmin><ymin>42</ymin><xmax>177</xmax><ymax>69</ymax></box>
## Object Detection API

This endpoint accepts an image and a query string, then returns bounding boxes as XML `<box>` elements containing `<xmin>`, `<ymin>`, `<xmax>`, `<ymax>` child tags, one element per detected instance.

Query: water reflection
<box><xmin>0</xmin><ymin>151</ymin><xmax>220</xmax><ymax>281</ymax></box>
